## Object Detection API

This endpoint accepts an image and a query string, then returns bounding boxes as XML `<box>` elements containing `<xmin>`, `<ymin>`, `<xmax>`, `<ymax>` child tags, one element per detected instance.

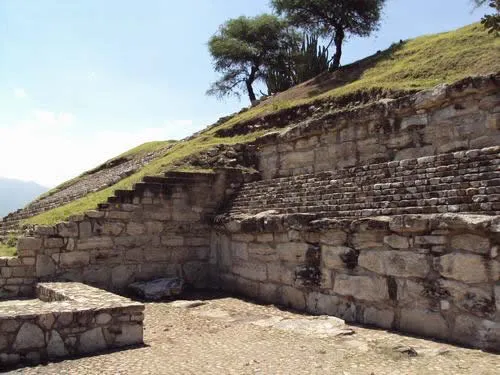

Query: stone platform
<box><xmin>0</xmin><ymin>282</ymin><xmax>144</xmax><ymax>369</ymax></box>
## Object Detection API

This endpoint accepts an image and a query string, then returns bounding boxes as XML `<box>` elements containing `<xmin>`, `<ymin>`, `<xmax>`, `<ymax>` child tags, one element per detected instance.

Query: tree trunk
<box><xmin>331</xmin><ymin>27</ymin><xmax>345</xmax><ymax>70</ymax></box>
<box><xmin>246</xmin><ymin>66</ymin><xmax>258</xmax><ymax>103</ymax></box>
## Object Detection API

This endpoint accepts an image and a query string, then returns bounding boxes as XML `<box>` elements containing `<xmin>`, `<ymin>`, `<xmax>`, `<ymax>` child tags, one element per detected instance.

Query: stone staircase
<box><xmin>225</xmin><ymin>147</ymin><xmax>500</xmax><ymax>218</ymax></box>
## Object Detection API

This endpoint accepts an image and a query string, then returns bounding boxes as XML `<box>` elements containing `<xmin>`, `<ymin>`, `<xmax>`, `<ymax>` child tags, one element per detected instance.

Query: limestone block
<box><xmin>57</xmin><ymin>222</ymin><xmax>79</xmax><ymax>237</ymax></box>
<box><xmin>79</xmin><ymin>327</ymin><xmax>107</xmax><ymax>354</ymax></box>
<box><xmin>79</xmin><ymin>221</ymin><xmax>92</xmax><ymax>238</ymax></box>
<box><xmin>232</xmin><ymin>242</ymin><xmax>248</xmax><ymax>261</ymax></box>
<box><xmin>77</xmin><ymin>237</ymin><xmax>113</xmax><ymax>250</ymax></box>
<box><xmin>184</xmin><ymin>237</ymin><xmax>210</xmax><ymax>247</ymax></box>
<box><xmin>414</xmin><ymin>235</ymin><xmax>447</xmax><ymax>246</ymax></box>
<box><xmin>295</xmin><ymin>136</ymin><xmax>318</xmax><ymax>150</ymax></box>
<box><xmin>0</xmin><ymin>335</ymin><xmax>7</xmax><ymax>351</ymax></box>
<box><xmin>399</xmin><ymin>309</ymin><xmax>449</xmax><ymax>340</ymax></box>
<box><xmin>322</xmin><ymin>246</ymin><xmax>353</xmax><ymax>270</ymax></box>
<box><xmin>96</xmin><ymin>313</ymin><xmax>112</xmax><ymax>325</ymax></box>
<box><xmin>333</xmin><ymin>274</ymin><xmax>388</xmax><ymax>301</ymax></box>
<box><xmin>47</xmin><ymin>330</ymin><xmax>67</xmax><ymax>358</ymax></box>
<box><xmin>1</xmin><ymin>319</ymin><xmax>20</xmax><ymax>332</ymax></box>
<box><xmin>83</xmin><ymin>267</ymin><xmax>110</xmax><ymax>286</ymax></box>
<box><xmin>383</xmin><ymin>235</ymin><xmax>410</xmax><ymax>249</ymax></box>
<box><xmin>13</xmin><ymin>322</ymin><xmax>45</xmax><ymax>350</ymax></box>
<box><xmin>495</xmin><ymin>284</ymin><xmax>500</xmax><ymax>312</ymax></box>
<box><xmin>248</xmin><ymin>243</ymin><xmax>278</xmax><ymax>262</ymax></box>
<box><xmin>358</xmin><ymin>251</ymin><xmax>430</xmax><ymax>278</ymax></box>
<box><xmin>452</xmin><ymin>315</ymin><xmax>500</xmax><ymax>349</ymax></box>
<box><xmin>259</xmin><ymin>283</ymin><xmax>279</xmax><ymax>304</ymax></box>
<box><xmin>232</xmin><ymin>262</ymin><xmax>267</xmax><ymax>282</ymax></box>
<box><xmin>37</xmin><ymin>313</ymin><xmax>55</xmax><ymax>330</ymax></box>
<box><xmin>256</xmin><ymin>233</ymin><xmax>274</xmax><ymax>243</ymax></box>
<box><xmin>400</xmin><ymin>114</ymin><xmax>428</xmax><ymax>130</ymax></box>
<box><xmin>36</xmin><ymin>254</ymin><xmax>56</xmax><ymax>277</ymax></box>
<box><xmin>351</xmin><ymin>231</ymin><xmax>387</xmax><ymax>250</ymax></box>
<box><xmin>236</xmin><ymin>277</ymin><xmax>260</xmax><ymax>299</ymax></box>
<box><xmin>107</xmin><ymin>211</ymin><xmax>131</xmax><ymax>220</ymax></box>
<box><xmin>44</xmin><ymin>238</ymin><xmax>64</xmax><ymax>248</ymax></box>
<box><xmin>440</xmin><ymin>279</ymin><xmax>495</xmax><ymax>317</ymax></box>
<box><xmin>102</xmin><ymin>222</ymin><xmax>125</xmax><ymax>236</ymax></box>
<box><xmin>111</xmin><ymin>265</ymin><xmax>136</xmax><ymax>289</ymax></box>
<box><xmin>183</xmin><ymin>261</ymin><xmax>209</xmax><ymax>287</ymax></box>
<box><xmin>281</xmin><ymin>286</ymin><xmax>306</xmax><ymax>310</ymax></box>
<box><xmin>276</xmin><ymin>242</ymin><xmax>309</xmax><ymax>263</ymax></box>
<box><xmin>114</xmin><ymin>324</ymin><xmax>143</xmax><ymax>347</ymax></box>
<box><xmin>280</xmin><ymin>150</ymin><xmax>314</xmax><ymax>170</ymax></box>
<box><xmin>161</xmin><ymin>236</ymin><xmax>184</xmax><ymax>246</ymax></box>
<box><xmin>450</xmin><ymin>234</ymin><xmax>490</xmax><ymax>254</ymax></box>
<box><xmin>267</xmin><ymin>262</ymin><xmax>295</xmax><ymax>285</ymax></box>
<box><xmin>144</xmin><ymin>221</ymin><xmax>164</xmax><ymax>234</ymax></box>
<box><xmin>390</xmin><ymin>216</ymin><xmax>429</xmax><ymax>234</ymax></box>
<box><xmin>438</xmin><ymin>253</ymin><xmax>488</xmax><ymax>283</ymax></box>
<box><xmin>127</xmin><ymin>222</ymin><xmax>146</xmax><ymax>236</ymax></box>
<box><xmin>124</xmin><ymin>248</ymin><xmax>143</xmax><ymax>263</ymax></box>
<box><xmin>363</xmin><ymin>307</ymin><xmax>395</xmax><ymax>329</ymax></box>
<box><xmin>305</xmin><ymin>292</ymin><xmax>356</xmax><ymax>322</ymax></box>
<box><xmin>320</xmin><ymin>230</ymin><xmax>347</xmax><ymax>246</ymax></box>
<box><xmin>60</xmin><ymin>251</ymin><xmax>90</xmax><ymax>268</ymax></box>
<box><xmin>17</xmin><ymin>237</ymin><xmax>42</xmax><ymax>251</ymax></box>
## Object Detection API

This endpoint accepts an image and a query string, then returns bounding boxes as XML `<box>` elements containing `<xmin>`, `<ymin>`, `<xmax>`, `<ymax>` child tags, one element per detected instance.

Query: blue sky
<box><xmin>0</xmin><ymin>0</ymin><xmax>492</xmax><ymax>187</ymax></box>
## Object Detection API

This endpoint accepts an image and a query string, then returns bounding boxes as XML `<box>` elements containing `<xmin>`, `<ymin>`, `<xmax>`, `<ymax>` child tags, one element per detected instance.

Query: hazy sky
<box><xmin>0</xmin><ymin>0</ymin><xmax>492</xmax><ymax>187</ymax></box>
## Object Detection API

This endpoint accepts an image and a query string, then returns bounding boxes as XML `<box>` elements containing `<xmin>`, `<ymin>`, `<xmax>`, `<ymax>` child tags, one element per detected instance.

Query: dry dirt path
<box><xmin>5</xmin><ymin>292</ymin><xmax>500</xmax><ymax>375</ymax></box>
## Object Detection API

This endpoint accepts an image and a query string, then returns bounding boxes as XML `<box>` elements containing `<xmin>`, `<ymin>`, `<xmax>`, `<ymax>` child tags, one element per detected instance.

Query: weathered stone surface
<box><xmin>36</xmin><ymin>254</ymin><xmax>56</xmax><ymax>277</ymax></box>
<box><xmin>276</xmin><ymin>242</ymin><xmax>309</xmax><ymax>263</ymax></box>
<box><xmin>363</xmin><ymin>307</ymin><xmax>395</xmax><ymax>329</ymax></box>
<box><xmin>281</xmin><ymin>286</ymin><xmax>306</xmax><ymax>310</ymax></box>
<box><xmin>17</xmin><ymin>237</ymin><xmax>42</xmax><ymax>251</ymax></box>
<box><xmin>77</xmin><ymin>237</ymin><xmax>113</xmax><ymax>250</ymax></box>
<box><xmin>438</xmin><ymin>253</ymin><xmax>488</xmax><ymax>283</ymax></box>
<box><xmin>358</xmin><ymin>250</ymin><xmax>430</xmax><ymax>278</ymax></box>
<box><xmin>399</xmin><ymin>309</ymin><xmax>449</xmax><ymax>340</ymax></box>
<box><xmin>440</xmin><ymin>280</ymin><xmax>495</xmax><ymax>317</ymax></box>
<box><xmin>60</xmin><ymin>251</ymin><xmax>90</xmax><ymax>267</ymax></box>
<box><xmin>320</xmin><ymin>230</ymin><xmax>347</xmax><ymax>246</ymax></box>
<box><xmin>383</xmin><ymin>235</ymin><xmax>410</xmax><ymax>249</ymax></box>
<box><xmin>96</xmin><ymin>313</ymin><xmax>113</xmax><ymax>325</ymax></box>
<box><xmin>334</xmin><ymin>275</ymin><xmax>389</xmax><ymax>301</ymax></box>
<box><xmin>111</xmin><ymin>265</ymin><xmax>136</xmax><ymax>289</ymax></box>
<box><xmin>233</xmin><ymin>262</ymin><xmax>267</xmax><ymax>281</ymax></box>
<box><xmin>79</xmin><ymin>327</ymin><xmax>107</xmax><ymax>354</ymax></box>
<box><xmin>13</xmin><ymin>322</ymin><xmax>45</xmax><ymax>350</ymax></box>
<box><xmin>450</xmin><ymin>234</ymin><xmax>490</xmax><ymax>254</ymax></box>
<box><xmin>37</xmin><ymin>313</ymin><xmax>55</xmax><ymax>330</ymax></box>
<box><xmin>322</xmin><ymin>246</ymin><xmax>354</xmax><ymax>270</ymax></box>
<box><xmin>114</xmin><ymin>324</ymin><xmax>143</xmax><ymax>347</ymax></box>
<box><xmin>128</xmin><ymin>278</ymin><xmax>184</xmax><ymax>300</ymax></box>
<box><xmin>47</xmin><ymin>330</ymin><xmax>67</xmax><ymax>358</ymax></box>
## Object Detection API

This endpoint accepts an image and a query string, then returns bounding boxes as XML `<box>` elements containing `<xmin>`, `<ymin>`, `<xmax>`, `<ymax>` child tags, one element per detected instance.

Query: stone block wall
<box><xmin>0</xmin><ymin>282</ymin><xmax>144</xmax><ymax>368</ymax></box>
<box><xmin>211</xmin><ymin>213</ymin><xmax>499</xmax><ymax>351</ymax></box>
<box><xmin>256</xmin><ymin>74</ymin><xmax>499</xmax><ymax>179</ymax></box>
<box><xmin>0</xmin><ymin>170</ymin><xmax>244</xmax><ymax>298</ymax></box>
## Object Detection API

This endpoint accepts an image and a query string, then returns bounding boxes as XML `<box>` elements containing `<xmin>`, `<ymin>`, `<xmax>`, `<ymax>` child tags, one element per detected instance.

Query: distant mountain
<box><xmin>0</xmin><ymin>178</ymin><xmax>48</xmax><ymax>218</ymax></box>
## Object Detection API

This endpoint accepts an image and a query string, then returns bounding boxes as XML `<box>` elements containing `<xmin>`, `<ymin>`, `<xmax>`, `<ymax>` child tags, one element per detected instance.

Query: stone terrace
<box><xmin>226</xmin><ymin>147</ymin><xmax>500</xmax><ymax>219</ymax></box>
<box><xmin>0</xmin><ymin>282</ymin><xmax>144</xmax><ymax>368</ymax></box>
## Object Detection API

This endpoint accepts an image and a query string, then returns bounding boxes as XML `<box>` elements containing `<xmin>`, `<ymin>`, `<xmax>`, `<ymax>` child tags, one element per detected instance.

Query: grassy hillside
<box><xmin>24</xmin><ymin>23</ymin><xmax>499</xmax><ymax>226</ymax></box>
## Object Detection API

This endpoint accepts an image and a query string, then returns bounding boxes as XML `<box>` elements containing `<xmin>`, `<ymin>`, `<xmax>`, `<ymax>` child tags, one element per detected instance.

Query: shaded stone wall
<box><xmin>211</xmin><ymin>214</ymin><xmax>499</xmax><ymax>351</ymax></box>
<box><xmin>256</xmin><ymin>74</ymin><xmax>499</xmax><ymax>179</ymax></box>
<box><xmin>0</xmin><ymin>170</ymin><xmax>243</xmax><ymax>298</ymax></box>
<box><xmin>0</xmin><ymin>282</ymin><xmax>144</xmax><ymax>368</ymax></box>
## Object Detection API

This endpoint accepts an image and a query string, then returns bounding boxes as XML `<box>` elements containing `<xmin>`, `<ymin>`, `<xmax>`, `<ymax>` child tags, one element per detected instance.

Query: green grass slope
<box><xmin>24</xmin><ymin>23</ymin><xmax>499</xmax><ymax>226</ymax></box>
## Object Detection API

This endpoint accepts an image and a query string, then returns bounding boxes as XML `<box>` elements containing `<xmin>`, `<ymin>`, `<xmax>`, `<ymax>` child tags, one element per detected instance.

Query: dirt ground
<box><xmin>5</xmin><ymin>291</ymin><xmax>500</xmax><ymax>375</ymax></box>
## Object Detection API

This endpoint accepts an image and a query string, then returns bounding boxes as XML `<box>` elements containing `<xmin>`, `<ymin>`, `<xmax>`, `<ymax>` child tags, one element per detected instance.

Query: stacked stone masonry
<box><xmin>0</xmin><ymin>75</ymin><xmax>498</xmax><ymax>353</ymax></box>
<box><xmin>0</xmin><ymin>282</ymin><xmax>144</xmax><ymax>368</ymax></box>
<box><xmin>0</xmin><ymin>145</ymin><xmax>173</xmax><ymax>239</ymax></box>
<box><xmin>211</xmin><ymin>213</ymin><xmax>499</xmax><ymax>351</ymax></box>
<box><xmin>256</xmin><ymin>73</ymin><xmax>499</xmax><ymax>179</ymax></box>
<box><xmin>0</xmin><ymin>170</ymin><xmax>244</xmax><ymax>299</ymax></box>
<box><xmin>227</xmin><ymin>147</ymin><xmax>500</xmax><ymax>218</ymax></box>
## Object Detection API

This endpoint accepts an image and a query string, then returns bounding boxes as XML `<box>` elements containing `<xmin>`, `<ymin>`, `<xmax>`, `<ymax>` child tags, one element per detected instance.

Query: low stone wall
<box><xmin>211</xmin><ymin>213</ymin><xmax>500</xmax><ymax>351</ymax></box>
<box><xmin>256</xmin><ymin>74</ymin><xmax>499</xmax><ymax>179</ymax></box>
<box><xmin>0</xmin><ymin>170</ymin><xmax>244</xmax><ymax>298</ymax></box>
<box><xmin>0</xmin><ymin>282</ymin><xmax>144</xmax><ymax>368</ymax></box>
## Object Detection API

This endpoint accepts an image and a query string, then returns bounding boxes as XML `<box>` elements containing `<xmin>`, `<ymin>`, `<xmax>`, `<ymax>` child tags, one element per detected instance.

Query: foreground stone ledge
<box><xmin>0</xmin><ymin>282</ymin><xmax>144</xmax><ymax>369</ymax></box>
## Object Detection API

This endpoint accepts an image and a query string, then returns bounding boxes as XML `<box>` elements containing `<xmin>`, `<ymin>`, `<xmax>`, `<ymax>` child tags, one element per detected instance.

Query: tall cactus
<box><xmin>266</xmin><ymin>32</ymin><xmax>334</xmax><ymax>95</ymax></box>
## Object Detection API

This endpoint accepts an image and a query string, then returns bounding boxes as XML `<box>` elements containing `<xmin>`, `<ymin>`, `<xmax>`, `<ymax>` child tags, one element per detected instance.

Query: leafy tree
<box><xmin>271</xmin><ymin>0</ymin><xmax>386</xmax><ymax>69</ymax></box>
<box><xmin>207</xmin><ymin>14</ymin><xmax>296</xmax><ymax>103</ymax></box>
<box><xmin>473</xmin><ymin>0</ymin><xmax>500</xmax><ymax>35</ymax></box>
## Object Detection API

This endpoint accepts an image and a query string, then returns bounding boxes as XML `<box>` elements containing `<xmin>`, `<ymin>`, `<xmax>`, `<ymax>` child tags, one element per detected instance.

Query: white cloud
<box><xmin>0</xmin><ymin>115</ymin><xmax>195</xmax><ymax>188</ymax></box>
<box><xmin>14</xmin><ymin>88</ymin><xmax>27</xmax><ymax>98</ymax></box>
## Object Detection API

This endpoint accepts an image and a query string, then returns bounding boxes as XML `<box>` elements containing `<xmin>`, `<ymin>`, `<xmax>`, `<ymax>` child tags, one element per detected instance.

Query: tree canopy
<box><xmin>271</xmin><ymin>0</ymin><xmax>386</xmax><ymax>69</ymax></box>
<box><xmin>473</xmin><ymin>0</ymin><xmax>500</xmax><ymax>35</ymax></box>
<box><xmin>206</xmin><ymin>14</ymin><xmax>297</xmax><ymax>103</ymax></box>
